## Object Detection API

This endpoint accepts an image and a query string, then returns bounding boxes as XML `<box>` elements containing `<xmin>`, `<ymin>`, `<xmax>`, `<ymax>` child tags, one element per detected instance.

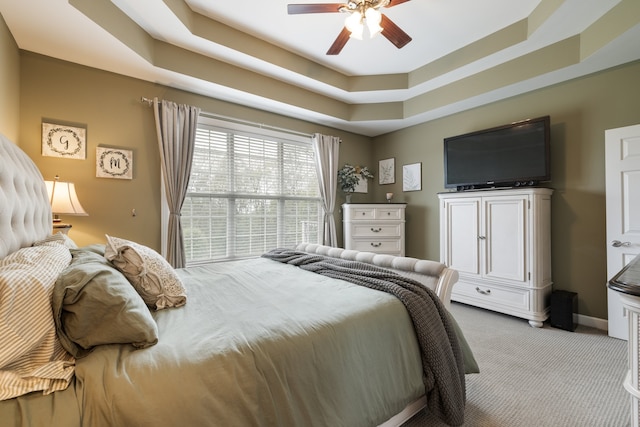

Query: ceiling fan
<box><xmin>287</xmin><ymin>0</ymin><xmax>412</xmax><ymax>55</ymax></box>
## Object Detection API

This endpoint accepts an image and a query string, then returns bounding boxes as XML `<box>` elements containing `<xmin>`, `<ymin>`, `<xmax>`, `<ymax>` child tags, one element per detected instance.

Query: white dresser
<box><xmin>438</xmin><ymin>188</ymin><xmax>553</xmax><ymax>327</ymax></box>
<box><xmin>342</xmin><ymin>203</ymin><xmax>406</xmax><ymax>256</ymax></box>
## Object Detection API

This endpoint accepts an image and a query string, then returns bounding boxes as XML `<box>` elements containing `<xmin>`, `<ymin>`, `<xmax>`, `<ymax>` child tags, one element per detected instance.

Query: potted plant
<box><xmin>338</xmin><ymin>164</ymin><xmax>374</xmax><ymax>202</ymax></box>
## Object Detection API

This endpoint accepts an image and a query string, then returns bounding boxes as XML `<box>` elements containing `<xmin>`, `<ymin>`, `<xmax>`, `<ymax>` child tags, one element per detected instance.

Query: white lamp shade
<box><xmin>45</xmin><ymin>180</ymin><xmax>88</xmax><ymax>216</ymax></box>
<box><xmin>365</xmin><ymin>8</ymin><xmax>383</xmax><ymax>38</ymax></box>
<box><xmin>345</xmin><ymin>11</ymin><xmax>363</xmax><ymax>40</ymax></box>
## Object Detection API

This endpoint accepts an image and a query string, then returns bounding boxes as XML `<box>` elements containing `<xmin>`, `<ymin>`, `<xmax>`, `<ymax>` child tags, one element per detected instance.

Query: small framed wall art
<box><xmin>403</xmin><ymin>162</ymin><xmax>422</xmax><ymax>192</ymax></box>
<box><xmin>96</xmin><ymin>147</ymin><xmax>133</xmax><ymax>180</ymax></box>
<box><xmin>379</xmin><ymin>158</ymin><xmax>395</xmax><ymax>185</ymax></box>
<box><xmin>42</xmin><ymin>121</ymin><xmax>86</xmax><ymax>159</ymax></box>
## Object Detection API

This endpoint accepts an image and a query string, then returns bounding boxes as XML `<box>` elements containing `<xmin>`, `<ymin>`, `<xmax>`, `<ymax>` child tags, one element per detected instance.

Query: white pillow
<box><xmin>104</xmin><ymin>235</ymin><xmax>187</xmax><ymax>310</ymax></box>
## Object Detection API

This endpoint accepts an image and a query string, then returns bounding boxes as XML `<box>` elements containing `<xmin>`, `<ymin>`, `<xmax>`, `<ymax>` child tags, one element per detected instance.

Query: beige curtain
<box><xmin>312</xmin><ymin>133</ymin><xmax>340</xmax><ymax>246</ymax></box>
<box><xmin>153</xmin><ymin>98</ymin><xmax>201</xmax><ymax>268</ymax></box>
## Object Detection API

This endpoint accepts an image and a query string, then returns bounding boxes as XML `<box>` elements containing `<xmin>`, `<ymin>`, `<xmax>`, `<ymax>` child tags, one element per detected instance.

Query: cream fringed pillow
<box><xmin>104</xmin><ymin>235</ymin><xmax>186</xmax><ymax>310</ymax></box>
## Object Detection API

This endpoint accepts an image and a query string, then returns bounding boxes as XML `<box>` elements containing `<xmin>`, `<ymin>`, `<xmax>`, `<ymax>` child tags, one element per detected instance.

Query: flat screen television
<box><xmin>444</xmin><ymin>116</ymin><xmax>550</xmax><ymax>191</ymax></box>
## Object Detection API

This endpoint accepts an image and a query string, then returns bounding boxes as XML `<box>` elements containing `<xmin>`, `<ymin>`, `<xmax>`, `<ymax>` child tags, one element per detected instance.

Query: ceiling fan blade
<box><xmin>385</xmin><ymin>0</ymin><xmax>411</xmax><ymax>7</ymax></box>
<box><xmin>327</xmin><ymin>27</ymin><xmax>351</xmax><ymax>55</ymax></box>
<box><xmin>287</xmin><ymin>4</ymin><xmax>344</xmax><ymax>14</ymax></box>
<box><xmin>380</xmin><ymin>14</ymin><xmax>412</xmax><ymax>49</ymax></box>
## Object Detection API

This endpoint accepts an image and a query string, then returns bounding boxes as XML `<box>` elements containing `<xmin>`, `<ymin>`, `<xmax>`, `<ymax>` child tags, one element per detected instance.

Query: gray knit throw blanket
<box><xmin>262</xmin><ymin>249</ymin><xmax>466</xmax><ymax>426</ymax></box>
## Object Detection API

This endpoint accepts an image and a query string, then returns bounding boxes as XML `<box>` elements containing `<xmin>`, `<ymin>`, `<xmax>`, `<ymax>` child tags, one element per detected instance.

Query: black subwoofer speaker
<box><xmin>550</xmin><ymin>290</ymin><xmax>577</xmax><ymax>331</ymax></box>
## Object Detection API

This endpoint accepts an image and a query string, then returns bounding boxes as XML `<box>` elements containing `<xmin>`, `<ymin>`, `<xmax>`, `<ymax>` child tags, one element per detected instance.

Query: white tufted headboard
<box><xmin>0</xmin><ymin>133</ymin><xmax>51</xmax><ymax>259</ymax></box>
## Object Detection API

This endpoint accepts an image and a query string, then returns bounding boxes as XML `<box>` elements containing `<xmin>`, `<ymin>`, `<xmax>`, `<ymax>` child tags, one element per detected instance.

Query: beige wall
<box><xmin>371</xmin><ymin>60</ymin><xmax>640</xmax><ymax>319</ymax></box>
<box><xmin>0</xmin><ymin>13</ymin><xmax>20</xmax><ymax>142</ymax></box>
<box><xmin>17</xmin><ymin>52</ymin><xmax>373</xmax><ymax>251</ymax></box>
<box><xmin>3</xmin><ymin>9</ymin><xmax>640</xmax><ymax>319</ymax></box>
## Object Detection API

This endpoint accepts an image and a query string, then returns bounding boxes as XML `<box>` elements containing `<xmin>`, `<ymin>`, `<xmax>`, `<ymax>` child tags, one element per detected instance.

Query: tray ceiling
<box><xmin>1</xmin><ymin>0</ymin><xmax>639</xmax><ymax>136</ymax></box>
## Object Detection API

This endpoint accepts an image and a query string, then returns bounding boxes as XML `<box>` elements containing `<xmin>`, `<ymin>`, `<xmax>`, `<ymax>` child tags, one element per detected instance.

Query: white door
<box><xmin>606</xmin><ymin>124</ymin><xmax>640</xmax><ymax>340</ymax></box>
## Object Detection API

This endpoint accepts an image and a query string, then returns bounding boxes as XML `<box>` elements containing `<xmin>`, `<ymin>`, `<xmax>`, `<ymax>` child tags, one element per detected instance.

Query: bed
<box><xmin>0</xmin><ymin>133</ymin><xmax>476</xmax><ymax>427</ymax></box>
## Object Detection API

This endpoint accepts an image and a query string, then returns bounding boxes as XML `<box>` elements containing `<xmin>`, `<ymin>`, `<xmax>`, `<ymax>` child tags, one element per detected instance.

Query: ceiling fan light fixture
<box><xmin>287</xmin><ymin>0</ymin><xmax>412</xmax><ymax>55</ymax></box>
<box><xmin>345</xmin><ymin>11</ymin><xmax>364</xmax><ymax>39</ymax></box>
<box><xmin>365</xmin><ymin>7</ymin><xmax>383</xmax><ymax>38</ymax></box>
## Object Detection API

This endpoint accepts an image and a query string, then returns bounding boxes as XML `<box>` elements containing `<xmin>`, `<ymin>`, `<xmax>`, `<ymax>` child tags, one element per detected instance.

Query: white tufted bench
<box><xmin>295</xmin><ymin>243</ymin><xmax>458</xmax><ymax>309</ymax></box>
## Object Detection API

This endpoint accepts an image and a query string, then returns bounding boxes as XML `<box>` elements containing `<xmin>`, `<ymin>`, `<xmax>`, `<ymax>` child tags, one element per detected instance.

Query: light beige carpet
<box><xmin>404</xmin><ymin>302</ymin><xmax>630</xmax><ymax>426</ymax></box>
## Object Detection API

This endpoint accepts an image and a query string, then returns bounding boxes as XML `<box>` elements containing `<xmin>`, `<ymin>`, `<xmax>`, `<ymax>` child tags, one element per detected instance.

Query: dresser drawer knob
<box><xmin>371</xmin><ymin>227</ymin><xmax>382</xmax><ymax>232</ymax></box>
<box><xmin>475</xmin><ymin>287</ymin><xmax>491</xmax><ymax>296</ymax></box>
<box><xmin>370</xmin><ymin>242</ymin><xmax>382</xmax><ymax>247</ymax></box>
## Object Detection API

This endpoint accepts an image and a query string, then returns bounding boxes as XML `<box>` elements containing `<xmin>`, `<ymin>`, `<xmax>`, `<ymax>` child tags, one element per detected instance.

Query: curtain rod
<box><xmin>141</xmin><ymin>97</ymin><xmax>315</xmax><ymax>139</ymax></box>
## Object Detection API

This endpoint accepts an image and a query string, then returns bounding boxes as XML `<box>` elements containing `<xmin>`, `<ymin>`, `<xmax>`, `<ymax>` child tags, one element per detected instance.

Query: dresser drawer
<box><xmin>350</xmin><ymin>239</ymin><xmax>403</xmax><ymax>254</ymax></box>
<box><xmin>452</xmin><ymin>280</ymin><xmax>530</xmax><ymax>312</ymax></box>
<box><xmin>350</xmin><ymin>223</ymin><xmax>402</xmax><ymax>238</ymax></box>
<box><xmin>349</xmin><ymin>206</ymin><xmax>404</xmax><ymax>221</ymax></box>
<box><xmin>375</xmin><ymin>207</ymin><xmax>404</xmax><ymax>220</ymax></box>
<box><xmin>349</xmin><ymin>207</ymin><xmax>376</xmax><ymax>220</ymax></box>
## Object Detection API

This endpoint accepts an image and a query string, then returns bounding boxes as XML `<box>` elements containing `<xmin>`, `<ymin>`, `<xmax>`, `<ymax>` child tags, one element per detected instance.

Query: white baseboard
<box><xmin>575</xmin><ymin>313</ymin><xmax>608</xmax><ymax>331</ymax></box>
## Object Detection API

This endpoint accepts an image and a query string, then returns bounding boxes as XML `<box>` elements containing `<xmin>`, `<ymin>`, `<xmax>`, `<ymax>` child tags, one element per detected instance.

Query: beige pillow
<box><xmin>104</xmin><ymin>235</ymin><xmax>187</xmax><ymax>310</ymax></box>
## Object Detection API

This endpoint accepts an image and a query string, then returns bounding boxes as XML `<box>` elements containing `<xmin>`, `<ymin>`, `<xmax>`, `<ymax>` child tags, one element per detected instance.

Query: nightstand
<box><xmin>52</xmin><ymin>223</ymin><xmax>72</xmax><ymax>235</ymax></box>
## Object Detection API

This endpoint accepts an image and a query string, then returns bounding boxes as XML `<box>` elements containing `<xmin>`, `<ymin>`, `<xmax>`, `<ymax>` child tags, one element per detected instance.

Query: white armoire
<box><xmin>438</xmin><ymin>187</ymin><xmax>553</xmax><ymax>327</ymax></box>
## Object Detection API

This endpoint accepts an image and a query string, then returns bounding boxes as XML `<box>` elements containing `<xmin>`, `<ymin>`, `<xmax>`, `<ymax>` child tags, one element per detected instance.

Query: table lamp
<box><xmin>44</xmin><ymin>175</ymin><xmax>88</xmax><ymax>233</ymax></box>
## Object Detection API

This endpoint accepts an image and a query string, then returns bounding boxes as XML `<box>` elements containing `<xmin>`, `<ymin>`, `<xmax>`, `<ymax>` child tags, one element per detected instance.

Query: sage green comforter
<box><xmin>1</xmin><ymin>257</ymin><xmax>460</xmax><ymax>426</ymax></box>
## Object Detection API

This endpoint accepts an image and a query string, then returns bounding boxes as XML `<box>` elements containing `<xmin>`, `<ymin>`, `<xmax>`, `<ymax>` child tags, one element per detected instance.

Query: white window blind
<box><xmin>182</xmin><ymin>117</ymin><xmax>321</xmax><ymax>264</ymax></box>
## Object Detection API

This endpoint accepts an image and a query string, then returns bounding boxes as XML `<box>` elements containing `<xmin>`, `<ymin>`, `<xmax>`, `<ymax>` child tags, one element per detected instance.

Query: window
<box><xmin>181</xmin><ymin>117</ymin><xmax>321</xmax><ymax>264</ymax></box>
